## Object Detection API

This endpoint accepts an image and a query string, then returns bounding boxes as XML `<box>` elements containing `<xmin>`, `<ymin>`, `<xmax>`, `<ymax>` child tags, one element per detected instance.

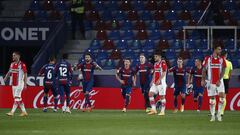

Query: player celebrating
<box><xmin>4</xmin><ymin>51</ymin><xmax>28</xmax><ymax>116</ymax></box>
<box><xmin>38</xmin><ymin>56</ymin><xmax>58</xmax><ymax>112</ymax></box>
<box><xmin>202</xmin><ymin>45</ymin><xmax>226</xmax><ymax>122</ymax></box>
<box><xmin>55</xmin><ymin>54</ymin><xmax>73</xmax><ymax>113</ymax></box>
<box><xmin>135</xmin><ymin>53</ymin><xmax>153</xmax><ymax>112</ymax></box>
<box><xmin>187</xmin><ymin>58</ymin><xmax>204</xmax><ymax>112</ymax></box>
<box><xmin>116</xmin><ymin>58</ymin><xmax>136</xmax><ymax>112</ymax></box>
<box><xmin>75</xmin><ymin>53</ymin><xmax>103</xmax><ymax>112</ymax></box>
<box><xmin>169</xmin><ymin>57</ymin><xmax>187</xmax><ymax>113</ymax></box>
<box><xmin>221</xmin><ymin>51</ymin><xmax>232</xmax><ymax>116</ymax></box>
<box><xmin>147</xmin><ymin>52</ymin><xmax>167</xmax><ymax>116</ymax></box>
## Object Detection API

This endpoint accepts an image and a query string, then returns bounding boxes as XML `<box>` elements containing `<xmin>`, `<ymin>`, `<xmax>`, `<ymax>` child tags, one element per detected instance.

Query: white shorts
<box><xmin>12</xmin><ymin>83</ymin><xmax>24</xmax><ymax>98</ymax></box>
<box><xmin>150</xmin><ymin>83</ymin><xmax>167</xmax><ymax>96</ymax></box>
<box><xmin>206</xmin><ymin>80</ymin><xmax>225</xmax><ymax>97</ymax></box>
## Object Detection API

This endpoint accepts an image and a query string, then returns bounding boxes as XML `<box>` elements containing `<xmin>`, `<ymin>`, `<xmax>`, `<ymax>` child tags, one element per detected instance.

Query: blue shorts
<box><xmin>140</xmin><ymin>83</ymin><xmax>150</xmax><ymax>94</ymax></box>
<box><xmin>44</xmin><ymin>84</ymin><xmax>57</xmax><ymax>97</ymax></box>
<box><xmin>121</xmin><ymin>86</ymin><xmax>132</xmax><ymax>96</ymax></box>
<box><xmin>82</xmin><ymin>80</ymin><xmax>93</xmax><ymax>93</ymax></box>
<box><xmin>174</xmin><ymin>86</ymin><xmax>186</xmax><ymax>96</ymax></box>
<box><xmin>193</xmin><ymin>86</ymin><xmax>204</xmax><ymax>98</ymax></box>
<box><xmin>58</xmin><ymin>84</ymin><xmax>70</xmax><ymax>97</ymax></box>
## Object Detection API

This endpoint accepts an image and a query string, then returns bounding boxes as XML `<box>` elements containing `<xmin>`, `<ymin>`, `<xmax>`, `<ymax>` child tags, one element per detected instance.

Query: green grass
<box><xmin>0</xmin><ymin>109</ymin><xmax>239</xmax><ymax>135</ymax></box>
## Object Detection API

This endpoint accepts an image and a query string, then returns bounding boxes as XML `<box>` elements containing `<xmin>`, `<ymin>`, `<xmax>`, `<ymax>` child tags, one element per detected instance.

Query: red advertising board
<box><xmin>0</xmin><ymin>86</ymin><xmax>239</xmax><ymax>110</ymax></box>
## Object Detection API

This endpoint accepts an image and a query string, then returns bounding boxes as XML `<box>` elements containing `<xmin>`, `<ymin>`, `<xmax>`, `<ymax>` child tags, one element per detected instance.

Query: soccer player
<box><xmin>38</xmin><ymin>56</ymin><xmax>58</xmax><ymax>112</ymax></box>
<box><xmin>135</xmin><ymin>53</ymin><xmax>153</xmax><ymax>112</ymax></box>
<box><xmin>147</xmin><ymin>52</ymin><xmax>167</xmax><ymax>116</ymax></box>
<box><xmin>221</xmin><ymin>51</ymin><xmax>232</xmax><ymax>116</ymax></box>
<box><xmin>55</xmin><ymin>54</ymin><xmax>73</xmax><ymax>113</ymax></box>
<box><xmin>202</xmin><ymin>45</ymin><xmax>226</xmax><ymax>122</ymax></box>
<box><xmin>75</xmin><ymin>53</ymin><xmax>103</xmax><ymax>112</ymax></box>
<box><xmin>169</xmin><ymin>57</ymin><xmax>187</xmax><ymax>113</ymax></box>
<box><xmin>187</xmin><ymin>58</ymin><xmax>204</xmax><ymax>112</ymax></box>
<box><xmin>4</xmin><ymin>51</ymin><xmax>28</xmax><ymax>116</ymax></box>
<box><xmin>116</xmin><ymin>58</ymin><xmax>136</xmax><ymax>112</ymax></box>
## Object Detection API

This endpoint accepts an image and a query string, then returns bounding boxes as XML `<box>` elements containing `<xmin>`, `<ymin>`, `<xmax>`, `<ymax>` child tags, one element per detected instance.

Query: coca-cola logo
<box><xmin>230</xmin><ymin>92</ymin><xmax>240</xmax><ymax>111</ymax></box>
<box><xmin>33</xmin><ymin>88</ymin><xmax>99</xmax><ymax>109</ymax></box>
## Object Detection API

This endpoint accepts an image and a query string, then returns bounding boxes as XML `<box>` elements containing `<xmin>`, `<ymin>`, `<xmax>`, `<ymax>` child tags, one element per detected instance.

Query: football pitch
<box><xmin>0</xmin><ymin>109</ymin><xmax>239</xmax><ymax>135</ymax></box>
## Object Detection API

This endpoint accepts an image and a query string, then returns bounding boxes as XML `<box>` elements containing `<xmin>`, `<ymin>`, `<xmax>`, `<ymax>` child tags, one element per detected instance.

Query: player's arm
<box><xmin>187</xmin><ymin>68</ymin><xmax>193</xmax><ymax>86</ymax></box>
<box><xmin>93</xmin><ymin>62</ymin><xmax>103</xmax><ymax>71</ymax></box>
<box><xmin>201</xmin><ymin>67</ymin><xmax>207</xmax><ymax>87</ymax></box>
<box><xmin>115</xmin><ymin>68</ymin><xmax>124</xmax><ymax>84</ymax></box>
<box><xmin>3</xmin><ymin>70</ymin><xmax>11</xmax><ymax>83</ymax></box>
<box><xmin>229</xmin><ymin>62</ymin><xmax>233</xmax><ymax>80</ymax></box>
<box><xmin>38</xmin><ymin>65</ymin><xmax>45</xmax><ymax>76</ymax></box>
<box><xmin>22</xmin><ymin>63</ymin><xmax>28</xmax><ymax>89</ymax></box>
<box><xmin>132</xmin><ymin>71</ymin><xmax>137</xmax><ymax>87</ymax></box>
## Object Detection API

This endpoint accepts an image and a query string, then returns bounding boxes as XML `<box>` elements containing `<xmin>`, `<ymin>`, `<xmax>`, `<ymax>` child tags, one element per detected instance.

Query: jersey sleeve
<box><xmin>22</xmin><ymin>63</ymin><xmax>27</xmax><ymax>73</ymax></box>
<box><xmin>202</xmin><ymin>56</ymin><xmax>209</xmax><ymax>69</ymax></box>
<box><xmin>162</xmin><ymin>61</ymin><xmax>167</xmax><ymax>72</ymax></box>
<box><xmin>76</xmin><ymin>63</ymin><xmax>83</xmax><ymax>70</ymax></box>
<box><xmin>230</xmin><ymin>61</ymin><xmax>233</xmax><ymax>70</ymax></box>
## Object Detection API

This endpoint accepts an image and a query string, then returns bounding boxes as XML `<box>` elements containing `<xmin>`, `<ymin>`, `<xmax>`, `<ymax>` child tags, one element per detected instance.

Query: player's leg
<box><xmin>121</xmin><ymin>87</ymin><xmax>127</xmax><ymax>112</ymax></box>
<box><xmin>142</xmin><ymin>84</ymin><xmax>151</xmax><ymax>112</ymax></box>
<box><xmin>58</xmin><ymin>84</ymin><xmax>65</xmax><ymax>112</ymax></box>
<box><xmin>85</xmin><ymin>81</ymin><xmax>94</xmax><ymax>112</ymax></box>
<box><xmin>197</xmin><ymin>87</ymin><xmax>204</xmax><ymax>112</ymax></box>
<box><xmin>180</xmin><ymin>87</ymin><xmax>186</xmax><ymax>112</ymax></box>
<box><xmin>148</xmin><ymin>84</ymin><xmax>158</xmax><ymax>114</ymax></box>
<box><xmin>216</xmin><ymin>81</ymin><xmax>225</xmax><ymax>121</ymax></box>
<box><xmin>208</xmin><ymin>84</ymin><xmax>217</xmax><ymax>121</ymax></box>
<box><xmin>173</xmin><ymin>88</ymin><xmax>180</xmax><ymax>113</ymax></box>
<box><xmin>158</xmin><ymin>84</ymin><xmax>166</xmax><ymax>116</ymax></box>
<box><xmin>16</xmin><ymin>84</ymin><xmax>27</xmax><ymax>116</ymax></box>
<box><xmin>43</xmin><ymin>86</ymin><xmax>49</xmax><ymax>112</ymax></box>
<box><xmin>123</xmin><ymin>87</ymin><xmax>132</xmax><ymax>112</ymax></box>
<box><xmin>222</xmin><ymin>79</ymin><xmax>228</xmax><ymax>115</ymax></box>
<box><xmin>65</xmin><ymin>84</ymin><xmax>71</xmax><ymax>113</ymax></box>
<box><xmin>51</xmin><ymin>85</ymin><xmax>58</xmax><ymax>112</ymax></box>
<box><xmin>6</xmin><ymin>86</ymin><xmax>18</xmax><ymax>116</ymax></box>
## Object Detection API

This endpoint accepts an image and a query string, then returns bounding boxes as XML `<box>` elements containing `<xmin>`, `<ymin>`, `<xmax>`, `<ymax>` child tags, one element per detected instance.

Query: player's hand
<box><xmin>133</xmin><ymin>81</ymin><xmax>136</xmax><ymax>87</ymax></box>
<box><xmin>155</xmin><ymin>80</ymin><xmax>160</xmax><ymax>85</ymax></box>
<box><xmin>120</xmin><ymin>80</ymin><xmax>125</xmax><ymax>85</ymax></box>
<box><xmin>216</xmin><ymin>80</ymin><xmax>221</xmax><ymax>87</ymax></box>
<box><xmin>201</xmin><ymin>80</ymin><xmax>206</xmax><ymax>87</ymax></box>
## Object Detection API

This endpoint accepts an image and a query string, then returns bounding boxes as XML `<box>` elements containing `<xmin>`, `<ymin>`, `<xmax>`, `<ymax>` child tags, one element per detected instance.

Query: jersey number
<box><xmin>59</xmin><ymin>67</ymin><xmax>67</xmax><ymax>77</ymax></box>
<box><xmin>47</xmin><ymin>70</ymin><xmax>52</xmax><ymax>79</ymax></box>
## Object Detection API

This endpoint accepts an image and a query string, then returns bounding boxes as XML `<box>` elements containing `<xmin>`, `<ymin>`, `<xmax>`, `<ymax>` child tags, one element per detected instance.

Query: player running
<box><xmin>75</xmin><ymin>53</ymin><xmax>103</xmax><ymax>112</ymax></box>
<box><xmin>147</xmin><ymin>52</ymin><xmax>167</xmax><ymax>116</ymax></box>
<box><xmin>169</xmin><ymin>57</ymin><xmax>187</xmax><ymax>113</ymax></box>
<box><xmin>116</xmin><ymin>58</ymin><xmax>136</xmax><ymax>112</ymax></box>
<box><xmin>135</xmin><ymin>53</ymin><xmax>153</xmax><ymax>112</ymax></box>
<box><xmin>202</xmin><ymin>45</ymin><xmax>226</xmax><ymax>122</ymax></box>
<box><xmin>38</xmin><ymin>56</ymin><xmax>58</xmax><ymax>112</ymax></box>
<box><xmin>4</xmin><ymin>51</ymin><xmax>28</xmax><ymax>116</ymax></box>
<box><xmin>187</xmin><ymin>58</ymin><xmax>204</xmax><ymax>112</ymax></box>
<box><xmin>55</xmin><ymin>54</ymin><xmax>73</xmax><ymax>113</ymax></box>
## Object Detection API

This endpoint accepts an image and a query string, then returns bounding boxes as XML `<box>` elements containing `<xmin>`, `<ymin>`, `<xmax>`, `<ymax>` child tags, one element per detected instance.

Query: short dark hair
<box><xmin>13</xmin><ymin>51</ymin><xmax>21</xmax><ymax>56</ymax></box>
<box><xmin>85</xmin><ymin>53</ymin><xmax>91</xmax><ymax>57</ymax></box>
<box><xmin>49</xmin><ymin>55</ymin><xmax>56</xmax><ymax>61</ymax></box>
<box><xmin>124</xmin><ymin>58</ymin><xmax>131</xmax><ymax>62</ymax></box>
<box><xmin>139</xmin><ymin>53</ymin><xmax>145</xmax><ymax>57</ymax></box>
<box><xmin>213</xmin><ymin>44</ymin><xmax>222</xmax><ymax>50</ymax></box>
<box><xmin>177</xmin><ymin>57</ymin><xmax>183</xmax><ymax>60</ymax></box>
<box><xmin>62</xmin><ymin>53</ymin><xmax>68</xmax><ymax>59</ymax></box>
<box><xmin>154</xmin><ymin>51</ymin><xmax>161</xmax><ymax>56</ymax></box>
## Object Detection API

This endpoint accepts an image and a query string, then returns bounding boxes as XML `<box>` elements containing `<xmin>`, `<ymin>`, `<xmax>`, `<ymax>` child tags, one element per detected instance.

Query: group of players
<box><xmin>4</xmin><ymin>44</ymin><xmax>232</xmax><ymax>122</ymax></box>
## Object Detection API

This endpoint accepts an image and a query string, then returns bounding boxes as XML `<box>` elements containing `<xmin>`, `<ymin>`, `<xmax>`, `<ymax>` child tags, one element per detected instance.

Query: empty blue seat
<box><xmin>108</xmin><ymin>30</ymin><xmax>121</xmax><ymax>40</ymax></box>
<box><xmin>30</xmin><ymin>0</ymin><xmax>41</xmax><ymax>10</ymax></box>
<box><xmin>90</xmin><ymin>39</ymin><xmax>101</xmax><ymax>50</ymax></box>
<box><xmin>149</xmin><ymin>30</ymin><xmax>161</xmax><ymax>40</ymax></box>
<box><xmin>186</xmin><ymin>39</ymin><xmax>196</xmax><ymax>49</ymax></box>
<box><xmin>55</xmin><ymin>0</ymin><xmax>67</xmax><ymax>11</ymax></box>
<box><xmin>171</xmin><ymin>39</ymin><xmax>183</xmax><ymax>50</ymax></box>
<box><xmin>165</xmin><ymin>10</ymin><xmax>177</xmax><ymax>20</ymax></box>
<box><xmin>225</xmin><ymin>39</ymin><xmax>235</xmax><ymax>50</ymax></box>
<box><xmin>103</xmin><ymin>59</ymin><xmax>116</xmax><ymax>70</ymax></box>
<box><xmin>116</xmin><ymin>40</ymin><xmax>128</xmax><ymax>50</ymax></box>
<box><xmin>199</xmin><ymin>39</ymin><xmax>208</xmax><ymax>50</ymax></box>
<box><xmin>36</xmin><ymin>10</ymin><xmax>48</xmax><ymax>21</ymax></box>
<box><xmin>113</xmin><ymin>10</ymin><xmax>126</xmax><ymax>21</ymax></box>
<box><xmin>94</xmin><ymin>1</ymin><xmax>105</xmax><ymax>11</ymax></box>
<box><xmin>172</xmin><ymin>1</ymin><xmax>184</xmax><ymax>11</ymax></box>
<box><xmin>97</xmin><ymin>50</ymin><xmax>108</xmax><ymax>60</ymax></box>
<box><xmin>107</xmin><ymin>1</ymin><xmax>119</xmax><ymax>11</ymax></box>
<box><xmin>140</xmin><ymin>11</ymin><xmax>152</xmax><ymax>20</ymax></box>
<box><xmin>132</xmin><ymin>0</ymin><xmax>145</xmax><ymax>11</ymax></box>
<box><xmin>165</xmin><ymin>49</ymin><xmax>176</xmax><ymax>60</ymax></box>
<box><xmin>148</xmin><ymin>20</ymin><xmax>160</xmax><ymax>30</ymax></box>
<box><xmin>142</xmin><ymin>39</ymin><xmax>155</xmax><ymax>50</ymax></box>
<box><xmin>185</xmin><ymin>1</ymin><xmax>197</xmax><ymax>11</ymax></box>
<box><xmin>173</xmin><ymin>20</ymin><xmax>186</xmax><ymax>30</ymax></box>
<box><xmin>162</xmin><ymin>30</ymin><xmax>175</xmax><ymax>40</ymax></box>
<box><xmin>130</xmin><ymin>40</ymin><xmax>142</xmax><ymax>50</ymax></box>
<box><xmin>121</xmin><ymin>30</ymin><xmax>134</xmax><ymax>40</ymax></box>
<box><xmin>121</xmin><ymin>20</ymin><xmax>133</xmax><ymax>30</ymax></box>
<box><xmin>101</xmin><ymin>10</ymin><xmax>112</xmax><ymax>21</ymax></box>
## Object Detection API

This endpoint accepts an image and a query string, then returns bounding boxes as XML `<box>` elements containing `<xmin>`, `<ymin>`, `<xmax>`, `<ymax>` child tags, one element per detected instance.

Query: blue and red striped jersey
<box><xmin>76</xmin><ymin>61</ymin><xmax>97</xmax><ymax>82</ymax></box>
<box><xmin>169</xmin><ymin>66</ymin><xmax>187</xmax><ymax>88</ymax></box>
<box><xmin>54</xmin><ymin>60</ymin><xmax>73</xmax><ymax>85</ymax></box>
<box><xmin>39</xmin><ymin>63</ymin><xmax>56</xmax><ymax>85</ymax></box>
<box><xmin>135</xmin><ymin>62</ymin><xmax>153</xmax><ymax>85</ymax></box>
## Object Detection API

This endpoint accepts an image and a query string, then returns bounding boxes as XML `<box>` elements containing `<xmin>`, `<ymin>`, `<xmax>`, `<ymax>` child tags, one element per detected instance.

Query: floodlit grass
<box><xmin>0</xmin><ymin>109</ymin><xmax>239</xmax><ymax>135</ymax></box>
